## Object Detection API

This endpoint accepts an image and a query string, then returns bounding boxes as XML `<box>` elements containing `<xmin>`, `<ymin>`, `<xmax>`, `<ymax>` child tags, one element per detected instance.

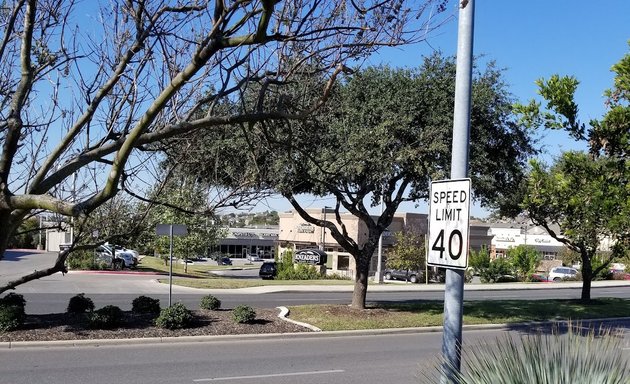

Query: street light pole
<box><xmin>375</xmin><ymin>196</ymin><xmax>384</xmax><ymax>283</ymax></box>
<box><xmin>441</xmin><ymin>0</ymin><xmax>475</xmax><ymax>382</ymax></box>
<box><xmin>321</xmin><ymin>207</ymin><xmax>329</xmax><ymax>251</ymax></box>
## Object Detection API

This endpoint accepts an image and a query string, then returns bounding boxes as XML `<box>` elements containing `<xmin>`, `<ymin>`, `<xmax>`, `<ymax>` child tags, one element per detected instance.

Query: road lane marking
<box><xmin>193</xmin><ymin>369</ymin><xmax>345</xmax><ymax>382</ymax></box>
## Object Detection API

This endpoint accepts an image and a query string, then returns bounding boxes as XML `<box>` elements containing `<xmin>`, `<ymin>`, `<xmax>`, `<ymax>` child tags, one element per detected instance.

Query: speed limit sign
<box><xmin>427</xmin><ymin>179</ymin><xmax>471</xmax><ymax>269</ymax></box>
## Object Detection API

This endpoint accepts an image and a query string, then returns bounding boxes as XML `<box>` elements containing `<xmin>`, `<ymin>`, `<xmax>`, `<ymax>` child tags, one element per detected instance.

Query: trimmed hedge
<box><xmin>232</xmin><ymin>305</ymin><xmax>256</xmax><ymax>324</ymax></box>
<box><xmin>200</xmin><ymin>295</ymin><xmax>221</xmax><ymax>310</ymax></box>
<box><xmin>132</xmin><ymin>296</ymin><xmax>161</xmax><ymax>315</ymax></box>
<box><xmin>0</xmin><ymin>293</ymin><xmax>27</xmax><ymax>331</ymax></box>
<box><xmin>155</xmin><ymin>303</ymin><xmax>194</xmax><ymax>330</ymax></box>
<box><xmin>67</xmin><ymin>293</ymin><xmax>95</xmax><ymax>314</ymax></box>
<box><xmin>88</xmin><ymin>305</ymin><xmax>123</xmax><ymax>329</ymax></box>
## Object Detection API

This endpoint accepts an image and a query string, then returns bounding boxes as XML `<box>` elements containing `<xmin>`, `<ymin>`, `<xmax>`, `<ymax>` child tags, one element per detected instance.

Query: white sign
<box><xmin>427</xmin><ymin>179</ymin><xmax>471</xmax><ymax>269</ymax></box>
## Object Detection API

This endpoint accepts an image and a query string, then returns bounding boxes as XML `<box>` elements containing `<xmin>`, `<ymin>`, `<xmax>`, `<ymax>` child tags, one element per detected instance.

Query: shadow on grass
<box><xmin>368</xmin><ymin>298</ymin><xmax>630</xmax><ymax>334</ymax></box>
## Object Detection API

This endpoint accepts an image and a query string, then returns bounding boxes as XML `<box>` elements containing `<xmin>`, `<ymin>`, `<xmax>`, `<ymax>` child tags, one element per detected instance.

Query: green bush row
<box><xmin>1</xmin><ymin>293</ymin><xmax>254</xmax><ymax>332</ymax></box>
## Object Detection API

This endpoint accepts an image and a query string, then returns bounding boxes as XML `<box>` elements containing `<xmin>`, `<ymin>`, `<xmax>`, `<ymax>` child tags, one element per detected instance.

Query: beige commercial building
<box><xmin>278</xmin><ymin>208</ymin><xmax>493</xmax><ymax>278</ymax></box>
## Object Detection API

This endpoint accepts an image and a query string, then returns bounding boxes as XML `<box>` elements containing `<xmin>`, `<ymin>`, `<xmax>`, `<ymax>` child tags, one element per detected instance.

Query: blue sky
<box><xmin>256</xmin><ymin>1</ymin><xmax>630</xmax><ymax>217</ymax></box>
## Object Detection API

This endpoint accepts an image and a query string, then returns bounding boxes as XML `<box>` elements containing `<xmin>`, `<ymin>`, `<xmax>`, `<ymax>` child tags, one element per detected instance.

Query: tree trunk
<box><xmin>581</xmin><ymin>252</ymin><xmax>593</xmax><ymax>300</ymax></box>
<box><xmin>351</xmin><ymin>257</ymin><xmax>370</xmax><ymax>309</ymax></box>
<box><xmin>0</xmin><ymin>210</ymin><xmax>18</xmax><ymax>260</ymax></box>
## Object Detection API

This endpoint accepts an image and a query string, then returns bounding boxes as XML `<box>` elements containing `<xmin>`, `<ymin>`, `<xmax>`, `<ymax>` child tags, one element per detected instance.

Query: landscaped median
<box><xmin>286</xmin><ymin>298</ymin><xmax>630</xmax><ymax>331</ymax></box>
<box><xmin>2</xmin><ymin>294</ymin><xmax>630</xmax><ymax>344</ymax></box>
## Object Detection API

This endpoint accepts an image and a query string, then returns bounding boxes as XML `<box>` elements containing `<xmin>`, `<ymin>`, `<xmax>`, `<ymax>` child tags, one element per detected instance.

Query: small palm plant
<box><xmin>433</xmin><ymin>323</ymin><xmax>629</xmax><ymax>384</ymax></box>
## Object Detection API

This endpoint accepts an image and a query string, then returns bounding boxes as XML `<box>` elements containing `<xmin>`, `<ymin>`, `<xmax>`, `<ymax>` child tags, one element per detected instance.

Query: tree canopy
<box><xmin>516</xmin><ymin>43</ymin><xmax>630</xmax><ymax>299</ymax></box>
<box><xmin>188</xmin><ymin>54</ymin><xmax>537</xmax><ymax>308</ymax></box>
<box><xmin>386</xmin><ymin>227</ymin><xmax>426</xmax><ymax>274</ymax></box>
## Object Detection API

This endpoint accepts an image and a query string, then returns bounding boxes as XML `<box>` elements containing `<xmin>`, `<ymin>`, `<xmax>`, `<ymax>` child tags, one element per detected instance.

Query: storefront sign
<box><xmin>294</xmin><ymin>249</ymin><xmax>327</xmax><ymax>265</ymax></box>
<box><xmin>232</xmin><ymin>232</ymin><xmax>257</xmax><ymax>237</ymax></box>
<box><xmin>296</xmin><ymin>223</ymin><xmax>315</xmax><ymax>233</ymax></box>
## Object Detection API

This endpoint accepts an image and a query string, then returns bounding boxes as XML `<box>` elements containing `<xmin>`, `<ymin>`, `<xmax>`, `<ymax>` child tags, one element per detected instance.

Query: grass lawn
<box><xmin>287</xmin><ymin>298</ymin><xmax>630</xmax><ymax>331</ymax></box>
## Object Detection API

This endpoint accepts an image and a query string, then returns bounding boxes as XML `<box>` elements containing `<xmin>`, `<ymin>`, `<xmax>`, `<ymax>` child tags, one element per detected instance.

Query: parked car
<box><xmin>259</xmin><ymin>262</ymin><xmax>277</xmax><ymax>279</ymax></box>
<box><xmin>548</xmin><ymin>266</ymin><xmax>578</xmax><ymax>282</ymax></box>
<box><xmin>219</xmin><ymin>257</ymin><xmax>232</xmax><ymax>266</ymax></box>
<box><xmin>95</xmin><ymin>244</ymin><xmax>137</xmax><ymax>269</ymax></box>
<box><xmin>610</xmin><ymin>263</ymin><xmax>626</xmax><ymax>273</ymax></box>
<box><xmin>248</xmin><ymin>254</ymin><xmax>262</xmax><ymax>262</ymax></box>
<box><xmin>529</xmin><ymin>273</ymin><xmax>547</xmax><ymax>282</ymax></box>
<box><xmin>383</xmin><ymin>269</ymin><xmax>422</xmax><ymax>283</ymax></box>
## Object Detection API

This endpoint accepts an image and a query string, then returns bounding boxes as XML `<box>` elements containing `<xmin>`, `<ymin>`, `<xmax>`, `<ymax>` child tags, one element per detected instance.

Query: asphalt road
<box><xmin>2</xmin><ymin>323</ymin><xmax>629</xmax><ymax>384</ymax></box>
<box><xmin>14</xmin><ymin>286</ymin><xmax>630</xmax><ymax>314</ymax></box>
<box><xmin>4</xmin><ymin>250</ymin><xmax>630</xmax><ymax>314</ymax></box>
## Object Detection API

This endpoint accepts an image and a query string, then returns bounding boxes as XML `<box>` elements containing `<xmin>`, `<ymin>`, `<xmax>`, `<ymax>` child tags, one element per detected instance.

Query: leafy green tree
<box><xmin>205</xmin><ymin>55</ymin><xmax>536</xmax><ymax>308</ymax></box>
<box><xmin>558</xmin><ymin>247</ymin><xmax>581</xmax><ymax>268</ymax></box>
<box><xmin>478</xmin><ymin>258</ymin><xmax>514</xmax><ymax>284</ymax></box>
<box><xmin>7</xmin><ymin>217</ymin><xmax>39</xmax><ymax>249</ymax></box>
<box><xmin>145</xmin><ymin>169</ymin><xmax>222</xmax><ymax>270</ymax></box>
<box><xmin>468</xmin><ymin>246</ymin><xmax>491</xmax><ymax>273</ymax></box>
<box><xmin>386</xmin><ymin>227</ymin><xmax>425</xmax><ymax>274</ymax></box>
<box><xmin>506</xmin><ymin>245</ymin><xmax>541</xmax><ymax>281</ymax></box>
<box><xmin>516</xmin><ymin>43</ymin><xmax>630</xmax><ymax>300</ymax></box>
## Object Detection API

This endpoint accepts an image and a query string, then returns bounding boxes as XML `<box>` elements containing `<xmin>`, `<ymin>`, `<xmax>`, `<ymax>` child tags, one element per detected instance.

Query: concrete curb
<box><xmin>276</xmin><ymin>306</ymin><xmax>322</xmax><ymax>332</ymax></box>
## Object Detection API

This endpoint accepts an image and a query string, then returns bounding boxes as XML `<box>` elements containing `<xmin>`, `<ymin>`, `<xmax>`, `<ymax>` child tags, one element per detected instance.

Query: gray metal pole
<box><xmin>375</xmin><ymin>197</ymin><xmax>384</xmax><ymax>283</ymax></box>
<box><xmin>169</xmin><ymin>224</ymin><xmax>174</xmax><ymax>307</ymax></box>
<box><xmin>442</xmin><ymin>0</ymin><xmax>475</xmax><ymax>381</ymax></box>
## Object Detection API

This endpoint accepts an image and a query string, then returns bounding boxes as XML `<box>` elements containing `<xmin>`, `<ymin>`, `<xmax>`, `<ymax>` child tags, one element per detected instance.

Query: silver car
<box><xmin>548</xmin><ymin>266</ymin><xmax>578</xmax><ymax>282</ymax></box>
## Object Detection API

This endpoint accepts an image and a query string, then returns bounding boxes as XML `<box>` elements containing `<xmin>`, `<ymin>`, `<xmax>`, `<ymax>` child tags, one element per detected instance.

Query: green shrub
<box><xmin>88</xmin><ymin>305</ymin><xmax>123</xmax><ymax>329</ymax></box>
<box><xmin>276</xmin><ymin>263</ymin><xmax>322</xmax><ymax>280</ymax></box>
<box><xmin>325</xmin><ymin>273</ymin><xmax>352</xmax><ymax>280</ymax></box>
<box><xmin>200</xmin><ymin>295</ymin><xmax>221</xmax><ymax>310</ymax></box>
<box><xmin>0</xmin><ymin>293</ymin><xmax>26</xmax><ymax>310</ymax></box>
<box><xmin>0</xmin><ymin>293</ymin><xmax>27</xmax><ymax>331</ymax></box>
<box><xmin>67</xmin><ymin>293</ymin><xmax>95</xmax><ymax>314</ymax></box>
<box><xmin>478</xmin><ymin>258</ymin><xmax>514</xmax><ymax>283</ymax></box>
<box><xmin>439</xmin><ymin>324</ymin><xmax>630</xmax><ymax>383</ymax></box>
<box><xmin>66</xmin><ymin>250</ymin><xmax>97</xmax><ymax>270</ymax></box>
<box><xmin>232</xmin><ymin>305</ymin><xmax>256</xmax><ymax>324</ymax></box>
<box><xmin>132</xmin><ymin>296</ymin><xmax>161</xmax><ymax>315</ymax></box>
<box><xmin>155</xmin><ymin>303</ymin><xmax>194</xmax><ymax>329</ymax></box>
<box><xmin>0</xmin><ymin>304</ymin><xmax>26</xmax><ymax>332</ymax></box>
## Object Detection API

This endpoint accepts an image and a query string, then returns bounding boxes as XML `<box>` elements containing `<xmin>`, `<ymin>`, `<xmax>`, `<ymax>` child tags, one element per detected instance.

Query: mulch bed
<box><xmin>0</xmin><ymin>309</ymin><xmax>311</xmax><ymax>342</ymax></box>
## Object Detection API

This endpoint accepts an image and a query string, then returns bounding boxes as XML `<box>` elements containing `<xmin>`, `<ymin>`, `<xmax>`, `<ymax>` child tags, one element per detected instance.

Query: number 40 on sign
<box><xmin>427</xmin><ymin>178</ymin><xmax>471</xmax><ymax>269</ymax></box>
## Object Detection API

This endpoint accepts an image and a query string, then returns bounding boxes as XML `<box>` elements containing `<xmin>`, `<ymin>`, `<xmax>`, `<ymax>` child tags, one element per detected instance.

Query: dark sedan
<box><xmin>259</xmin><ymin>262</ymin><xmax>277</xmax><ymax>279</ymax></box>
<box><xmin>383</xmin><ymin>269</ymin><xmax>422</xmax><ymax>283</ymax></box>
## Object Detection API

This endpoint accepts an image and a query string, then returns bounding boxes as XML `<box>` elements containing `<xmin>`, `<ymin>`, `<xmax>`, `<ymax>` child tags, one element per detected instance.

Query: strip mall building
<box><xmin>211</xmin><ymin>209</ymin><xmax>571</xmax><ymax>278</ymax></box>
<box><xmin>277</xmin><ymin>208</ymin><xmax>493</xmax><ymax>278</ymax></box>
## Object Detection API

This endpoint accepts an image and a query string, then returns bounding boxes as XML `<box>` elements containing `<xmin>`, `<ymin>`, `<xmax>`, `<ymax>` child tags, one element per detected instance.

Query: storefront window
<box><xmin>338</xmin><ymin>255</ymin><xmax>350</xmax><ymax>270</ymax></box>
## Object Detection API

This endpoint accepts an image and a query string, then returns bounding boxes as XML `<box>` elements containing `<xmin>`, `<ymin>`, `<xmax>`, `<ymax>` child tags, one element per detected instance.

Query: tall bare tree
<box><xmin>0</xmin><ymin>0</ymin><xmax>452</xmax><ymax>292</ymax></box>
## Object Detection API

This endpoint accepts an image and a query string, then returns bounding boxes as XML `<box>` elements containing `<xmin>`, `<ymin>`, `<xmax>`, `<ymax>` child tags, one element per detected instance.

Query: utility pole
<box><xmin>441</xmin><ymin>0</ymin><xmax>475</xmax><ymax>382</ymax></box>
<box><xmin>374</xmin><ymin>196</ymin><xmax>384</xmax><ymax>283</ymax></box>
<box><xmin>320</xmin><ymin>206</ymin><xmax>330</xmax><ymax>251</ymax></box>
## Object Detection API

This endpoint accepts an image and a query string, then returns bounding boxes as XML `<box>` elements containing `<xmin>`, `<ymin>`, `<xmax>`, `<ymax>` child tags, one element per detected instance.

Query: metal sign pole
<box><xmin>442</xmin><ymin>0</ymin><xmax>475</xmax><ymax>381</ymax></box>
<box><xmin>155</xmin><ymin>224</ymin><xmax>188</xmax><ymax>308</ymax></box>
<box><xmin>169</xmin><ymin>224</ymin><xmax>173</xmax><ymax>307</ymax></box>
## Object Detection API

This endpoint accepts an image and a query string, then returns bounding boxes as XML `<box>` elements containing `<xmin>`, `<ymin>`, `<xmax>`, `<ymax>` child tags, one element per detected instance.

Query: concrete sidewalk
<box><xmin>229</xmin><ymin>279</ymin><xmax>630</xmax><ymax>294</ymax></box>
